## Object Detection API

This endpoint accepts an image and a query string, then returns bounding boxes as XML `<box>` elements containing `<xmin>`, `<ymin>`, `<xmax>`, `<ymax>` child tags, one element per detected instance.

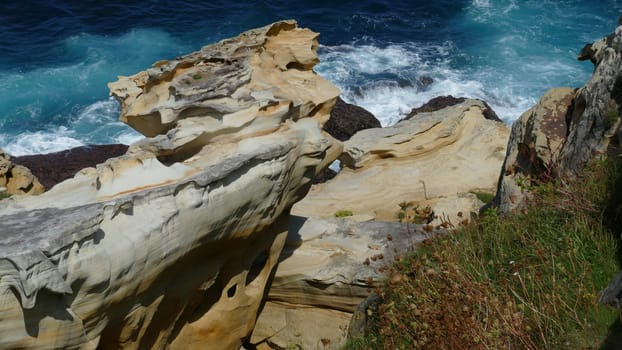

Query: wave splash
<box><xmin>0</xmin><ymin>28</ymin><xmax>184</xmax><ymax>155</ymax></box>
<box><xmin>316</xmin><ymin>42</ymin><xmax>539</xmax><ymax>127</ymax></box>
<box><xmin>1</xmin><ymin>1</ymin><xmax>620</xmax><ymax>154</ymax></box>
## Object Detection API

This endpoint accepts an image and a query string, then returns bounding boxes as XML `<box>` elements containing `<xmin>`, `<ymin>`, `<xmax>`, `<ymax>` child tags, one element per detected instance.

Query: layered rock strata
<box><xmin>250</xmin><ymin>217</ymin><xmax>443</xmax><ymax>349</ymax></box>
<box><xmin>250</xmin><ymin>98</ymin><xmax>510</xmax><ymax>349</ymax></box>
<box><xmin>293</xmin><ymin>98</ymin><xmax>510</xmax><ymax>225</ymax></box>
<box><xmin>0</xmin><ymin>20</ymin><xmax>339</xmax><ymax>350</ymax></box>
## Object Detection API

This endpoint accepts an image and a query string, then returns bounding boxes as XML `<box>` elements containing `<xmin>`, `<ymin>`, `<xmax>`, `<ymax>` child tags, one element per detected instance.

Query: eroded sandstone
<box><xmin>0</xmin><ymin>20</ymin><xmax>339</xmax><ymax>350</ymax></box>
<box><xmin>250</xmin><ymin>217</ymin><xmax>443</xmax><ymax>349</ymax></box>
<box><xmin>251</xmin><ymin>98</ymin><xmax>510</xmax><ymax>349</ymax></box>
<box><xmin>0</xmin><ymin>148</ymin><xmax>45</xmax><ymax>196</ymax></box>
<box><xmin>493</xmin><ymin>87</ymin><xmax>575</xmax><ymax>212</ymax></box>
<box><xmin>293</xmin><ymin>98</ymin><xmax>510</xmax><ymax>225</ymax></box>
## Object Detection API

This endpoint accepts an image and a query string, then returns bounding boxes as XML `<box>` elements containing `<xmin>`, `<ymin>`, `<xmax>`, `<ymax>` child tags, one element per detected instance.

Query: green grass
<box><xmin>469</xmin><ymin>190</ymin><xmax>496</xmax><ymax>204</ymax></box>
<box><xmin>605</xmin><ymin>109</ymin><xmax>620</xmax><ymax>128</ymax></box>
<box><xmin>345</xmin><ymin>157</ymin><xmax>622</xmax><ymax>349</ymax></box>
<box><xmin>334</xmin><ymin>210</ymin><xmax>354</xmax><ymax>218</ymax></box>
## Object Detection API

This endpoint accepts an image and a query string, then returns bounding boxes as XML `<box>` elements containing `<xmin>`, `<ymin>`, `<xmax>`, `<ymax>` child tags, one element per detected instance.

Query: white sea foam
<box><xmin>3</xmin><ymin>127</ymin><xmax>84</xmax><ymax>156</ymax></box>
<box><xmin>116</xmin><ymin>132</ymin><xmax>144</xmax><ymax>145</ymax></box>
<box><xmin>316</xmin><ymin>41</ymin><xmax>541</xmax><ymax>126</ymax></box>
<box><xmin>0</xmin><ymin>28</ymin><xmax>185</xmax><ymax>155</ymax></box>
<box><xmin>2</xmin><ymin>97</ymin><xmax>142</xmax><ymax>155</ymax></box>
<box><xmin>472</xmin><ymin>0</ymin><xmax>491</xmax><ymax>8</ymax></box>
<box><xmin>0</xmin><ymin>9</ymin><xmax>607</xmax><ymax>156</ymax></box>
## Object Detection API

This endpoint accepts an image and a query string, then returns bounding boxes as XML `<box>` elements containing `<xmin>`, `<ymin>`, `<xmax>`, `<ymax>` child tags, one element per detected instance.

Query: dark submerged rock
<box><xmin>13</xmin><ymin>144</ymin><xmax>129</xmax><ymax>190</ymax></box>
<box><xmin>405</xmin><ymin>95</ymin><xmax>502</xmax><ymax>122</ymax></box>
<box><xmin>323</xmin><ymin>97</ymin><xmax>381</xmax><ymax>141</ymax></box>
<box><xmin>418</xmin><ymin>75</ymin><xmax>434</xmax><ymax>88</ymax></box>
<box><xmin>405</xmin><ymin>96</ymin><xmax>466</xmax><ymax>119</ymax></box>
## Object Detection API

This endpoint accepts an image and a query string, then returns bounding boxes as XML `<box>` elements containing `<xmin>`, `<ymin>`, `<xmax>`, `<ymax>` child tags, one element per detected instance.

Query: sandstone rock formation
<box><xmin>315</xmin><ymin>98</ymin><xmax>379</xmax><ymax>183</ymax></box>
<box><xmin>494</xmin><ymin>22</ymin><xmax>622</xmax><ymax>212</ymax></box>
<box><xmin>563</xmin><ymin>24</ymin><xmax>622</xmax><ymax>170</ymax></box>
<box><xmin>248</xmin><ymin>98</ymin><xmax>509</xmax><ymax>349</ymax></box>
<box><xmin>250</xmin><ymin>216</ymin><xmax>442</xmax><ymax>349</ymax></box>
<box><xmin>293</xmin><ymin>98</ymin><xmax>510</xmax><ymax>225</ymax></box>
<box><xmin>0</xmin><ymin>148</ymin><xmax>45</xmax><ymax>196</ymax></box>
<box><xmin>0</xmin><ymin>20</ymin><xmax>339</xmax><ymax>350</ymax></box>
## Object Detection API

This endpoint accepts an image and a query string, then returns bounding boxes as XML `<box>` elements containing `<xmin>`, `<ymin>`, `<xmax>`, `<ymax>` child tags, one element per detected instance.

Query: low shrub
<box><xmin>346</xmin><ymin>157</ymin><xmax>622</xmax><ymax>349</ymax></box>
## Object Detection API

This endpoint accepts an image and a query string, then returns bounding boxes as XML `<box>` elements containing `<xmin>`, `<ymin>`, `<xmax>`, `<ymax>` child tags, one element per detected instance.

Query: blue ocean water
<box><xmin>0</xmin><ymin>1</ymin><xmax>621</xmax><ymax>155</ymax></box>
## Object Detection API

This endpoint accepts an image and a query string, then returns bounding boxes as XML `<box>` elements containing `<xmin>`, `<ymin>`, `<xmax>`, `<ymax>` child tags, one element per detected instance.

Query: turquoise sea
<box><xmin>1</xmin><ymin>0</ymin><xmax>621</xmax><ymax>154</ymax></box>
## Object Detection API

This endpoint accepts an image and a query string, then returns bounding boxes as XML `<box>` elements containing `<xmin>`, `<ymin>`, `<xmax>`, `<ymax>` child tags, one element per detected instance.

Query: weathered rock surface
<box><xmin>405</xmin><ymin>95</ymin><xmax>467</xmax><ymax>119</ymax></box>
<box><xmin>574</xmin><ymin>22</ymin><xmax>622</xmax><ymax>310</ymax></box>
<box><xmin>493</xmin><ymin>87</ymin><xmax>575</xmax><ymax>212</ymax></box>
<box><xmin>0</xmin><ymin>148</ymin><xmax>45</xmax><ymax>196</ymax></box>
<box><xmin>494</xmin><ymin>22</ymin><xmax>622</xmax><ymax>212</ymax></box>
<box><xmin>249</xmin><ymin>98</ymin><xmax>509</xmax><ymax>349</ymax></box>
<box><xmin>562</xmin><ymin>24</ymin><xmax>622</xmax><ymax>170</ymax></box>
<box><xmin>313</xmin><ymin>98</ymin><xmax>379</xmax><ymax>184</ymax></box>
<box><xmin>0</xmin><ymin>20</ymin><xmax>339</xmax><ymax>350</ymax></box>
<box><xmin>250</xmin><ymin>216</ymin><xmax>442</xmax><ymax>349</ymax></box>
<box><xmin>346</xmin><ymin>292</ymin><xmax>382</xmax><ymax>342</ymax></box>
<box><xmin>293</xmin><ymin>99</ymin><xmax>510</xmax><ymax>225</ymax></box>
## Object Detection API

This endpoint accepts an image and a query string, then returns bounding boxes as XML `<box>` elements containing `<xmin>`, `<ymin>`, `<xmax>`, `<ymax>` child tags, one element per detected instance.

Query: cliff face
<box><xmin>494</xmin><ymin>23</ymin><xmax>622</xmax><ymax>211</ymax></box>
<box><xmin>0</xmin><ymin>20</ymin><xmax>339</xmax><ymax>349</ymax></box>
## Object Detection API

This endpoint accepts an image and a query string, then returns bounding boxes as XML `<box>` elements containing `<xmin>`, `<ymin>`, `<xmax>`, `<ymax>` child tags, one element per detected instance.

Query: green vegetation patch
<box><xmin>605</xmin><ymin>108</ymin><xmax>620</xmax><ymax>128</ymax></box>
<box><xmin>346</xmin><ymin>157</ymin><xmax>622</xmax><ymax>349</ymax></box>
<box><xmin>469</xmin><ymin>190</ymin><xmax>495</xmax><ymax>204</ymax></box>
<box><xmin>334</xmin><ymin>209</ymin><xmax>354</xmax><ymax>218</ymax></box>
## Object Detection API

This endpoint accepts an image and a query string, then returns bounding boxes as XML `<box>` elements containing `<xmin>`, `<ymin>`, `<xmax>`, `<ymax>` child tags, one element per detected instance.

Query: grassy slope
<box><xmin>346</xmin><ymin>157</ymin><xmax>622</xmax><ymax>349</ymax></box>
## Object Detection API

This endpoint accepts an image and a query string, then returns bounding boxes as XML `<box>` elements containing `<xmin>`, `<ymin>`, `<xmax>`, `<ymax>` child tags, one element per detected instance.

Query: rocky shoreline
<box><xmin>0</xmin><ymin>19</ymin><xmax>621</xmax><ymax>350</ymax></box>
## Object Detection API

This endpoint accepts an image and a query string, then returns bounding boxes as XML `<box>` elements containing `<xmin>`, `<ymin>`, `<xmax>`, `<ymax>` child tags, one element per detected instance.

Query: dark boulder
<box><xmin>324</xmin><ymin>97</ymin><xmax>381</xmax><ymax>141</ymax></box>
<box><xmin>405</xmin><ymin>95</ymin><xmax>502</xmax><ymax>122</ymax></box>
<box><xmin>13</xmin><ymin>144</ymin><xmax>129</xmax><ymax>190</ymax></box>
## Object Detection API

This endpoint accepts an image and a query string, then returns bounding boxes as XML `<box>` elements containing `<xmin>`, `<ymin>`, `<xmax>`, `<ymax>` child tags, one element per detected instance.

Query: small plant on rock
<box><xmin>605</xmin><ymin>108</ymin><xmax>620</xmax><ymax>128</ymax></box>
<box><xmin>468</xmin><ymin>190</ymin><xmax>495</xmax><ymax>204</ymax></box>
<box><xmin>334</xmin><ymin>209</ymin><xmax>354</xmax><ymax>218</ymax></box>
<box><xmin>396</xmin><ymin>201</ymin><xmax>434</xmax><ymax>224</ymax></box>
